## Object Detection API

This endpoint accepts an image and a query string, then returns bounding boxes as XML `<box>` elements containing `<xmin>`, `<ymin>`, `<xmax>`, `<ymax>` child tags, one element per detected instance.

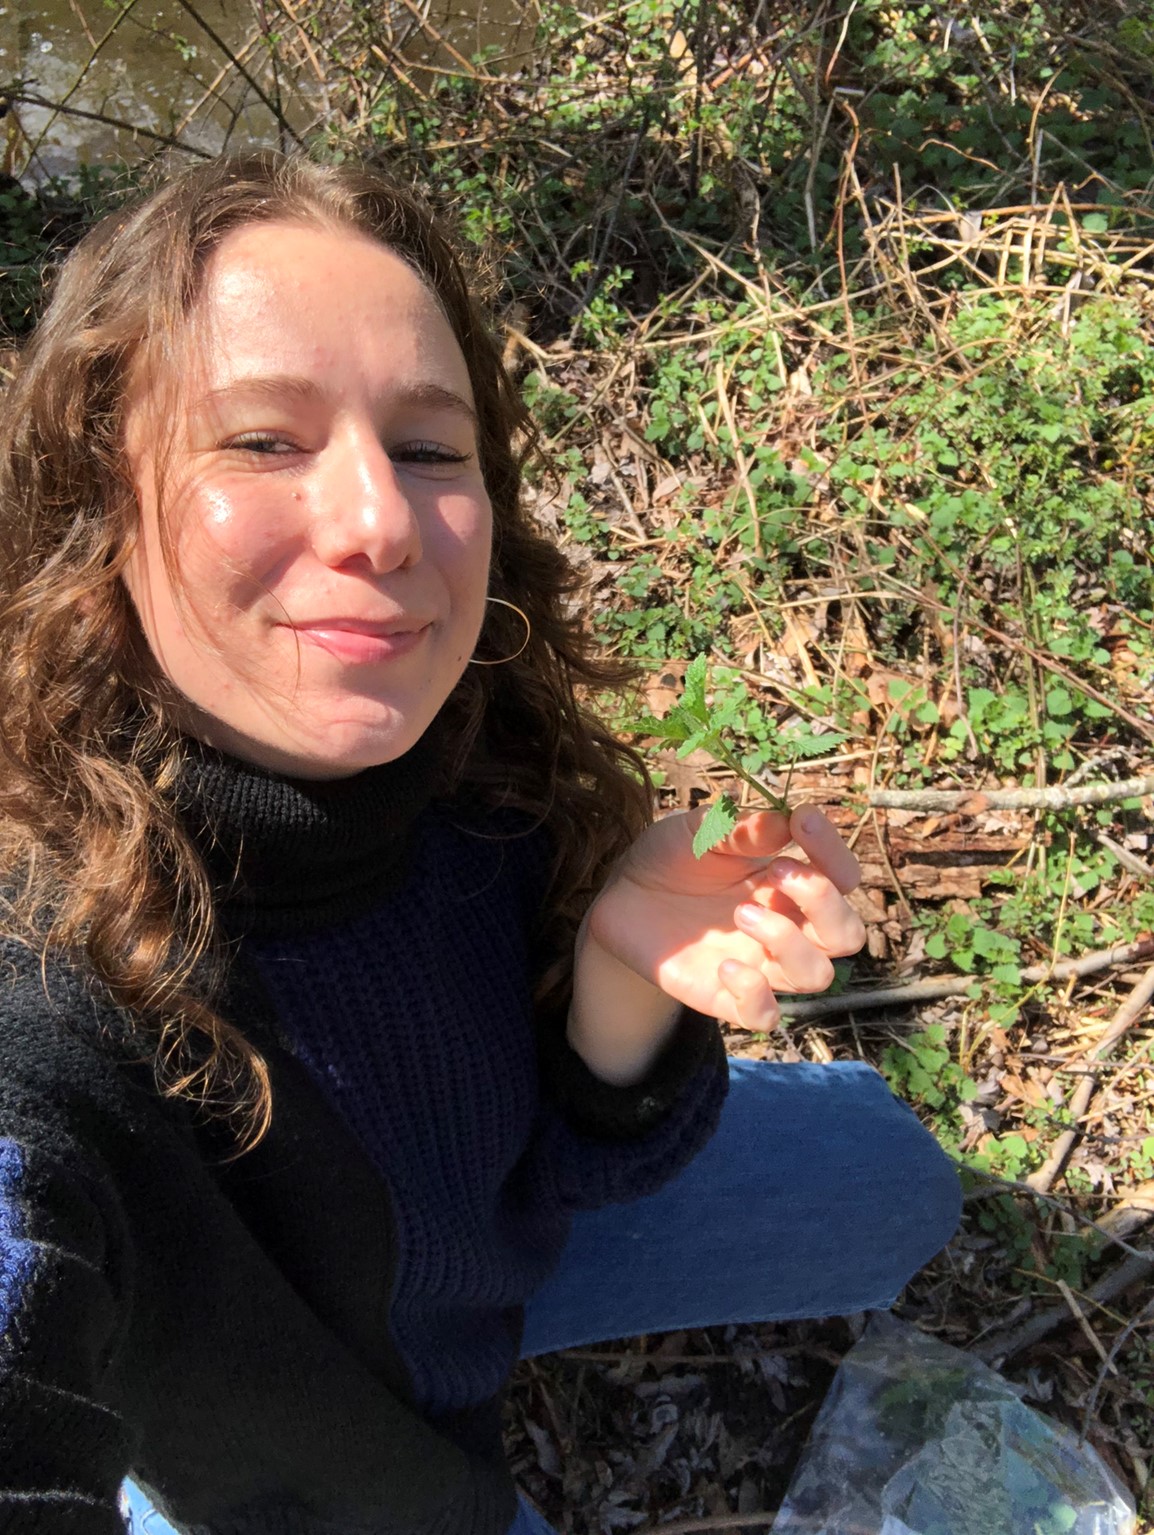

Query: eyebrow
<box><xmin>196</xmin><ymin>374</ymin><xmax>478</xmax><ymax>423</ymax></box>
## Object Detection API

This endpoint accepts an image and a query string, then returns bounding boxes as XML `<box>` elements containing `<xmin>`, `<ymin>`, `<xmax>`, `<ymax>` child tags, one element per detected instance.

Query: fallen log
<box><xmin>867</xmin><ymin>775</ymin><xmax>1154</xmax><ymax>812</ymax></box>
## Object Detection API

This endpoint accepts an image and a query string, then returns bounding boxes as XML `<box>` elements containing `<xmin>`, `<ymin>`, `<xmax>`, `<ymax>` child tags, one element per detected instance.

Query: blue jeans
<box><xmin>123</xmin><ymin>1059</ymin><xmax>962</xmax><ymax>1534</ymax></box>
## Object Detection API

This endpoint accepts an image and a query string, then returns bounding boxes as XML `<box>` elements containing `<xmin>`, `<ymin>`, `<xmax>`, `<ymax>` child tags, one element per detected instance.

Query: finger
<box><xmin>718</xmin><ymin>958</ymin><xmax>780</xmax><ymax>1032</ymax></box>
<box><xmin>707</xmin><ymin>808</ymin><xmax>792</xmax><ymax>862</ymax></box>
<box><xmin>788</xmin><ymin>805</ymin><xmax>861</xmax><ymax>893</ymax></box>
<box><xmin>733</xmin><ymin>902</ymin><xmax>837</xmax><ymax>992</ymax></box>
<box><xmin>757</xmin><ymin>861</ymin><xmax>867</xmax><ymax>957</ymax></box>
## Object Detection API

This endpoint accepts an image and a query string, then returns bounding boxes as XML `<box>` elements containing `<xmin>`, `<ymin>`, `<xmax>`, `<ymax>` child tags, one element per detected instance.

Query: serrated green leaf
<box><xmin>633</xmin><ymin>711</ymin><xmax>692</xmax><ymax>742</ymax></box>
<box><xmin>692</xmin><ymin>795</ymin><xmax>739</xmax><ymax>857</ymax></box>
<box><xmin>991</xmin><ymin>963</ymin><xmax>1022</xmax><ymax>987</ymax></box>
<box><xmin>681</xmin><ymin>654</ymin><xmax>710</xmax><ymax>722</ymax></box>
<box><xmin>676</xmin><ymin>726</ymin><xmax>716</xmax><ymax>759</ymax></box>
<box><xmin>780</xmin><ymin>730</ymin><xmax>848</xmax><ymax>759</ymax></box>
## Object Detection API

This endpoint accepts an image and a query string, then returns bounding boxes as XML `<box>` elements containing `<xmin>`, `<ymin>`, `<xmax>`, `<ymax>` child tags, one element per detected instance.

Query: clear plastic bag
<box><xmin>773</xmin><ymin>1312</ymin><xmax>1135</xmax><ymax>1535</ymax></box>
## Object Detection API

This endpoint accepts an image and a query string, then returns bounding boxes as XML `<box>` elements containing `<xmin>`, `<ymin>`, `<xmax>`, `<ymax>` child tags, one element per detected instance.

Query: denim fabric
<box><xmin>520</xmin><ymin>1058</ymin><xmax>961</xmax><ymax>1355</ymax></box>
<box><xmin>121</xmin><ymin>1058</ymin><xmax>961</xmax><ymax>1534</ymax></box>
<box><xmin>507</xmin><ymin>1493</ymin><xmax>559</xmax><ymax>1535</ymax></box>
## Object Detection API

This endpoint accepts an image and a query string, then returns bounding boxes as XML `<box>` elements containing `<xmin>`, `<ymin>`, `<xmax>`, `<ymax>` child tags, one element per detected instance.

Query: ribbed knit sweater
<box><xmin>0</xmin><ymin>730</ymin><xmax>728</xmax><ymax>1534</ymax></box>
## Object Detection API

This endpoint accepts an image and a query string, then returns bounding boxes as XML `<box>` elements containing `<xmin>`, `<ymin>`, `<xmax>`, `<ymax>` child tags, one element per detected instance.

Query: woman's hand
<box><xmin>567</xmin><ymin>806</ymin><xmax>865</xmax><ymax>1084</ymax></box>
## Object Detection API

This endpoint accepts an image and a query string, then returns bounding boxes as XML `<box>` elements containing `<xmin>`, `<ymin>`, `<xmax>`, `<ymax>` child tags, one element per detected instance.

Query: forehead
<box><xmin>176</xmin><ymin>219</ymin><xmax>472</xmax><ymax>398</ymax></box>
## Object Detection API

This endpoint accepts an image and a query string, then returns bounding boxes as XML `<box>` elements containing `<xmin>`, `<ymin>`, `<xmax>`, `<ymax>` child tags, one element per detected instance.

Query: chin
<box><xmin>197</xmin><ymin>709</ymin><xmax>427</xmax><ymax>781</ymax></box>
<box><xmin>284</xmin><ymin>716</ymin><xmax>431</xmax><ymax>778</ymax></box>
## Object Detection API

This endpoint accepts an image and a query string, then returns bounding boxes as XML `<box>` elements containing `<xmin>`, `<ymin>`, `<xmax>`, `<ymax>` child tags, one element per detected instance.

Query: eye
<box><xmin>225</xmin><ymin>433</ymin><xmax>300</xmax><ymax>456</ymax></box>
<box><xmin>391</xmin><ymin>440</ymin><xmax>472</xmax><ymax>467</ymax></box>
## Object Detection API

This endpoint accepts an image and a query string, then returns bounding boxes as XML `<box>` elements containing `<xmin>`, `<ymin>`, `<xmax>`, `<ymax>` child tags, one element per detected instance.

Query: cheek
<box><xmin>440</xmin><ymin>493</ymin><xmax>493</xmax><ymax>600</ymax></box>
<box><xmin>173</xmin><ymin>488</ymin><xmax>297</xmax><ymax>611</ymax></box>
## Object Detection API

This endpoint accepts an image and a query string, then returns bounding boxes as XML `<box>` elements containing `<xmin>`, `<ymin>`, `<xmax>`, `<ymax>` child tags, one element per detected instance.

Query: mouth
<box><xmin>287</xmin><ymin>618</ymin><xmax>432</xmax><ymax>663</ymax></box>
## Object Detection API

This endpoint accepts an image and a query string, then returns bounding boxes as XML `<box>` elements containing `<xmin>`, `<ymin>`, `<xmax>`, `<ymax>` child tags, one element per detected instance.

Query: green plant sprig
<box><xmin>633</xmin><ymin>655</ymin><xmax>798</xmax><ymax>858</ymax></box>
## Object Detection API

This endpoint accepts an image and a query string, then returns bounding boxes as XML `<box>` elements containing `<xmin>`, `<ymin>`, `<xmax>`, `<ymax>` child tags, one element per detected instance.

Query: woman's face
<box><xmin>122</xmin><ymin>219</ymin><xmax>493</xmax><ymax>779</ymax></box>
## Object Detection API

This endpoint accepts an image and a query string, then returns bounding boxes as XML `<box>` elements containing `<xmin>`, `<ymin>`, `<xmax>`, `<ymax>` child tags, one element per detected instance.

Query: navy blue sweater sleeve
<box><xmin>0</xmin><ymin>957</ymin><xmax>135</xmax><ymax>1532</ymax></box>
<box><xmin>533</xmin><ymin>994</ymin><xmax>728</xmax><ymax>1209</ymax></box>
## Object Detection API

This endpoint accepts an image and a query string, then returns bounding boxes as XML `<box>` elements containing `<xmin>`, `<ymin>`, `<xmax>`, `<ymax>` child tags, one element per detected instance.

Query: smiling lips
<box><xmin>288</xmin><ymin>617</ymin><xmax>432</xmax><ymax>664</ymax></box>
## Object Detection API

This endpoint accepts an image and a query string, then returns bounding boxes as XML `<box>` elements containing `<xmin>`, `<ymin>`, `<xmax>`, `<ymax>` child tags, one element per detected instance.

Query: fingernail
<box><xmin>797</xmin><ymin>808</ymin><xmax>819</xmax><ymax>836</ymax></box>
<box><xmin>736</xmin><ymin>902</ymin><xmax>765</xmax><ymax>927</ymax></box>
<box><xmin>766</xmin><ymin>859</ymin><xmax>797</xmax><ymax>884</ymax></box>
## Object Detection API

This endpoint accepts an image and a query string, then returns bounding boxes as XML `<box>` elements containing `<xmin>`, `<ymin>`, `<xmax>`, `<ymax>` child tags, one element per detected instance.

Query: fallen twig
<box><xmin>867</xmin><ymin>775</ymin><xmax>1154</xmax><ymax>811</ymax></box>
<box><xmin>1026</xmin><ymin>961</ymin><xmax>1154</xmax><ymax>1194</ymax></box>
<box><xmin>1078</xmin><ymin>1294</ymin><xmax>1154</xmax><ymax>1444</ymax></box>
<box><xmin>635</xmin><ymin>1512</ymin><xmax>777</xmax><ymax>1533</ymax></box>
<box><xmin>1055</xmin><ymin>1278</ymin><xmax>1116</xmax><ymax>1373</ymax></box>
<box><xmin>775</xmin><ymin>937</ymin><xmax>1154</xmax><ymax>1020</ymax></box>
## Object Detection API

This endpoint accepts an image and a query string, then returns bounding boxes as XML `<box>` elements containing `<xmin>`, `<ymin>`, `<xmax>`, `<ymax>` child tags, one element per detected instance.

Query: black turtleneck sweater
<box><xmin>0</xmin><ymin>732</ymin><xmax>728</xmax><ymax>1534</ymax></box>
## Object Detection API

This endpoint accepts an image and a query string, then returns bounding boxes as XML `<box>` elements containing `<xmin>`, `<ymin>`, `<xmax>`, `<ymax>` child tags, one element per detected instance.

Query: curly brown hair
<box><xmin>0</xmin><ymin>150</ymin><xmax>651</xmax><ymax>1148</ymax></box>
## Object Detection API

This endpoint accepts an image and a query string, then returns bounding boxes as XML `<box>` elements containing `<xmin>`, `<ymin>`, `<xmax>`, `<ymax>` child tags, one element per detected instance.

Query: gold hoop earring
<box><xmin>469</xmin><ymin>596</ymin><xmax>532</xmax><ymax>666</ymax></box>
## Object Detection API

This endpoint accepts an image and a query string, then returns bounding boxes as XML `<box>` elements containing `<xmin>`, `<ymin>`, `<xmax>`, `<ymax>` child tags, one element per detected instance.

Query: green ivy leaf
<box><xmin>692</xmin><ymin>794</ymin><xmax>740</xmax><ymax>857</ymax></box>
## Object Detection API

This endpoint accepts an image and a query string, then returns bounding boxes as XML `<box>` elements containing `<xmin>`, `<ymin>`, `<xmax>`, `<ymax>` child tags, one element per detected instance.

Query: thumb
<box><xmin>701</xmin><ymin>806</ymin><xmax>792</xmax><ymax>861</ymax></box>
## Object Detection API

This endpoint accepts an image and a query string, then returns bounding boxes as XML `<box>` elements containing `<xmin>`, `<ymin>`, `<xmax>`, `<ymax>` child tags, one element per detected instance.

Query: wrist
<box><xmin>567</xmin><ymin>928</ymin><xmax>682</xmax><ymax>1087</ymax></box>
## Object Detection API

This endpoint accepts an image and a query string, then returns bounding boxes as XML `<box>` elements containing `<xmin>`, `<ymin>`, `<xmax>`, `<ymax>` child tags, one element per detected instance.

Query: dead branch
<box><xmin>1026</xmin><ymin>961</ymin><xmax>1154</xmax><ymax>1194</ymax></box>
<box><xmin>172</xmin><ymin>0</ymin><xmax>305</xmax><ymax>147</ymax></box>
<box><xmin>775</xmin><ymin>937</ymin><xmax>1154</xmax><ymax>1021</ymax></box>
<box><xmin>11</xmin><ymin>92</ymin><xmax>214</xmax><ymax>157</ymax></box>
<box><xmin>867</xmin><ymin>775</ymin><xmax>1154</xmax><ymax>812</ymax></box>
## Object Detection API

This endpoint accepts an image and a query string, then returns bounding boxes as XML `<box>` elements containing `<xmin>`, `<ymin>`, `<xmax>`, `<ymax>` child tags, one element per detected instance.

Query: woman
<box><xmin>0</xmin><ymin>152</ymin><xmax>960</xmax><ymax>1534</ymax></box>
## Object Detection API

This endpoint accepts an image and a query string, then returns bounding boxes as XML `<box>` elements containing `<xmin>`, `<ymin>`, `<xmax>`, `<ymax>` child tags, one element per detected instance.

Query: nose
<box><xmin>310</xmin><ymin>430</ymin><xmax>422</xmax><ymax>574</ymax></box>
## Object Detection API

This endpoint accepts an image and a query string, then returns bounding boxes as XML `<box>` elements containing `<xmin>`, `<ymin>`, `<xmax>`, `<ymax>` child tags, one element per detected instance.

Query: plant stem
<box><xmin>706</xmin><ymin>734</ymin><xmax>790</xmax><ymax>814</ymax></box>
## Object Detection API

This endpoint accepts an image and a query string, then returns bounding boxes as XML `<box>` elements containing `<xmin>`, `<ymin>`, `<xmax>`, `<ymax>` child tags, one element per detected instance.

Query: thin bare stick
<box><xmin>172</xmin><ymin>0</ymin><xmax>304</xmax><ymax>147</ymax></box>
<box><xmin>11</xmin><ymin>92</ymin><xmax>214</xmax><ymax>157</ymax></box>
<box><xmin>171</xmin><ymin>30</ymin><xmax>265</xmax><ymax>142</ymax></box>
<box><xmin>390</xmin><ymin>0</ymin><xmax>504</xmax><ymax>83</ymax></box>
<box><xmin>18</xmin><ymin>0</ymin><xmax>142</xmax><ymax>168</ymax></box>
<box><xmin>635</xmin><ymin>1512</ymin><xmax>778</xmax><ymax>1534</ymax></box>
<box><xmin>1026</xmin><ymin>962</ymin><xmax>1154</xmax><ymax>1194</ymax></box>
<box><xmin>1055</xmin><ymin>1278</ymin><xmax>1116</xmax><ymax>1373</ymax></box>
<box><xmin>776</xmin><ymin>937</ymin><xmax>1154</xmax><ymax>1021</ymax></box>
<box><xmin>1078</xmin><ymin>1294</ymin><xmax>1154</xmax><ymax>1443</ymax></box>
<box><xmin>1095</xmin><ymin>831</ymin><xmax>1154</xmax><ymax>881</ymax></box>
<box><xmin>714</xmin><ymin>358</ymin><xmax>761</xmax><ymax>555</ymax></box>
<box><xmin>867</xmin><ymin>775</ymin><xmax>1154</xmax><ymax>811</ymax></box>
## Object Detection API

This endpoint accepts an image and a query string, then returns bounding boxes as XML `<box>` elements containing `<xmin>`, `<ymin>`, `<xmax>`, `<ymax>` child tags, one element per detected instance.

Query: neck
<box><xmin>173</xmin><ymin>722</ymin><xmax>445</xmax><ymax>937</ymax></box>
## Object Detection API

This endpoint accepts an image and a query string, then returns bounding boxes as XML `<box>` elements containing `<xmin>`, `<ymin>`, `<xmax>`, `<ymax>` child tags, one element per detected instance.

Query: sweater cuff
<box><xmin>537</xmin><ymin>1002</ymin><xmax>727</xmax><ymax>1142</ymax></box>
